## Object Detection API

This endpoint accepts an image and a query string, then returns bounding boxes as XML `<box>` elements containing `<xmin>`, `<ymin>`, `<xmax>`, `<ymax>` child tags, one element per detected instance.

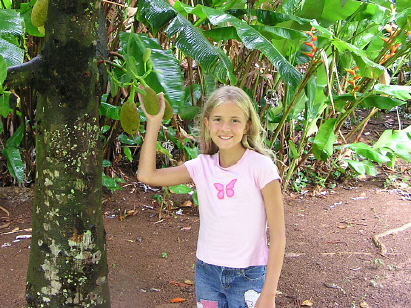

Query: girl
<box><xmin>137</xmin><ymin>86</ymin><xmax>285</xmax><ymax>308</ymax></box>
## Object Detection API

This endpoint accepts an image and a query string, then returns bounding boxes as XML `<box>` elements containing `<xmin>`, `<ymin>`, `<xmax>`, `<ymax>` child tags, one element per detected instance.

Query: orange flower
<box><xmin>303</xmin><ymin>51</ymin><xmax>315</xmax><ymax>58</ymax></box>
<box><xmin>304</xmin><ymin>42</ymin><xmax>315</xmax><ymax>48</ymax></box>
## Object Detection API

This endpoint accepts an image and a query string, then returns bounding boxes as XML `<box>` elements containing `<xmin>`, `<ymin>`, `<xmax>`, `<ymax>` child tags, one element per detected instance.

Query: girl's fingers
<box><xmin>158</xmin><ymin>92</ymin><xmax>166</xmax><ymax>115</ymax></box>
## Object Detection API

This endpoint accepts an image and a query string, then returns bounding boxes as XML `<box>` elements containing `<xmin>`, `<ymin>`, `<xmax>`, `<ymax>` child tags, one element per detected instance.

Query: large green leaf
<box><xmin>2</xmin><ymin>147</ymin><xmax>25</xmax><ymax>183</ymax></box>
<box><xmin>312</xmin><ymin>118</ymin><xmax>337</xmax><ymax>161</ymax></box>
<box><xmin>297</xmin><ymin>0</ymin><xmax>324</xmax><ymax>20</ymax></box>
<box><xmin>373</xmin><ymin>127</ymin><xmax>411</xmax><ymax>162</ymax></box>
<box><xmin>396</xmin><ymin>7</ymin><xmax>411</xmax><ymax>29</ymax></box>
<box><xmin>192</xmin><ymin>6</ymin><xmax>302</xmax><ymax>90</ymax></box>
<box><xmin>138</xmin><ymin>0</ymin><xmax>236</xmax><ymax>84</ymax></box>
<box><xmin>345</xmin><ymin>142</ymin><xmax>390</xmax><ymax>163</ymax></box>
<box><xmin>0</xmin><ymin>56</ymin><xmax>7</xmax><ymax>86</ymax></box>
<box><xmin>0</xmin><ymin>10</ymin><xmax>24</xmax><ymax>67</ymax></box>
<box><xmin>99</xmin><ymin>102</ymin><xmax>120</xmax><ymax>120</ymax></box>
<box><xmin>319</xmin><ymin>0</ymin><xmax>362</xmax><ymax>23</ymax></box>
<box><xmin>0</xmin><ymin>9</ymin><xmax>23</xmax><ymax>37</ymax></box>
<box><xmin>253</xmin><ymin>25</ymin><xmax>307</xmax><ymax>41</ymax></box>
<box><xmin>373</xmin><ymin>85</ymin><xmax>411</xmax><ymax>101</ymax></box>
<box><xmin>331</xmin><ymin>38</ymin><xmax>384</xmax><ymax>79</ymax></box>
<box><xmin>0</xmin><ymin>92</ymin><xmax>11</xmax><ymax>118</ymax></box>
<box><xmin>345</xmin><ymin>159</ymin><xmax>378</xmax><ymax>176</ymax></box>
<box><xmin>229</xmin><ymin>9</ymin><xmax>311</xmax><ymax>27</ymax></box>
<box><xmin>138</xmin><ymin>34</ymin><xmax>185</xmax><ymax>107</ymax></box>
<box><xmin>137</xmin><ymin>0</ymin><xmax>177</xmax><ymax>34</ymax></box>
<box><xmin>165</xmin><ymin>14</ymin><xmax>236</xmax><ymax>84</ymax></box>
<box><xmin>169</xmin><ymin>184</ymin><xmax>193</xmax><ymax>194</ymax></box>
<box><xmin>397</xmin><ymin>0</ymin><xmax>410</xmax><ymax>11</ymax></box>
<box><xmin>165</xmin><ymin>15</ymin><xmax>217</xmax><ymax>72</ymax></box>
<box><xmin>332</xmin><ymin>93</ymin><xmax>406</xmax><ymax>110</ymax></box>
<box><xmin>20</xmin><ymin>4</ymin><xmax>44</xmax><ymax>37</ymax></box>
<box><xmin>0</xmin><ymin>37</ymin><xmax>24</xmax><ymax>67</ymax></box>
<box><xmin>6</xmin><ymin>124</ymin><xmax>24</xmax><ymax>148</ymax></box>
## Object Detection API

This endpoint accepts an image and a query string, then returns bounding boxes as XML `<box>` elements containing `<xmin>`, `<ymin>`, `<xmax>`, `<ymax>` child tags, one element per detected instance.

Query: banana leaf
<box><xmin>331</xmin><ymin>93</ymin><xmax>406</xmax><ymax>110</ymax></box>
<box><xmin>193</xmin><ymin>6</ymin><xmax>302</xmax><ymax>90</ymax></box>
<box><xmin>345</xmin><ymin>159</ymin><xmax>378</xmax><ymax>176</ymax></box>
<box><xmin>312</xmin><ymin>118</ymin><xmax>337</xmax><ymax>161</ymax></box>
<box><xmin>331</xmin><ymin>38</ymin><xmax>384</xmax><ymax>79</ymax></box>
<box><xmin>138</xmin><ymin>34</ymin><xmax>185</xmax><ymax>108</ymax></box>
<box><xmin>0</xmin><ymin>9</ymin><xmax>23</xmax><ymax>37</ymax></box>
<box><xmin>345</xmin><ymin>142</ymin><xmax>390</xmax><ymax>163</ymax></box>
<box><xmin>373</xmin><ymin>127</ymin><xmax>411</xmax><ymax>162</ymax></box>
<box><xmin>137</xmin><ymin>0</ymin><xmax>177</xmax><ymax>34</ymax></box>
<box><xmin>373</xmin><ymin>85</ymin><xmax>411</xmax><ymax>101</ymax></box>
<box><xmin>138</xmin><ymin>0</ymin><xmax>236</xmax><ymax>84</ymax></box>
<box><xmin>2</xmin><ymin>147</ymin><xmax>24</xmax><ymax>183</ymax></box>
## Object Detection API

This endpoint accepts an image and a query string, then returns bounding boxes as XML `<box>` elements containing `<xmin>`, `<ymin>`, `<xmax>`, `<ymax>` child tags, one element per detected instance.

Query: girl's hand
<box><xmin>138</xmin><ymin>88</ymin><xmax>166</xmax><ymax>126</ymax></box>
<box><xmin>255</xmin><ymin>293</ymin><xmax>275</xmax><ymax>308</ymax></box>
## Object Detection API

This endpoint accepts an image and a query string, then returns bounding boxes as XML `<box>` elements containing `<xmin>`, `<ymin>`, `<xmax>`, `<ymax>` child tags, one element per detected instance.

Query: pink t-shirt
<box><xmin>184</xmin><ymin>149</ymin><xmax>281</xmax><ymax>268</ymax></box>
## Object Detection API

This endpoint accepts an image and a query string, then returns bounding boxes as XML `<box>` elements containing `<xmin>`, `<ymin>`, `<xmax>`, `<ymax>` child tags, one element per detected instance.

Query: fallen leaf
<box><xmin>360</xmin><ymin>301</ymin><xmax>369</xmax><ymax>308</ymax></box>
<box><xmin>338</xmin><ymin>225</ymin><xmax>347</xmax><ymax>229</ymax></box>
<box><xmin>301</xmin><ymin>299</ymin><xmax>313</xmax><ymax>307</ymax></box>
<box><xmin>182</xmin><ymin>200</ymin><xmax>192</xmax><ymax>207</ymax></box>
<box><xmin>170</xmin><ymin>298</ymin><xmax>186</xmax><ymax>303</ymax></box>
<box><xmin>169</xmin><ymin>280</ymin><xmax>192</xmax><ymax>288</ymax></box>
<box><xmin>184</xmin><ymin>279</ymin><xmax>194</xmax><ymax>285</ymax></box>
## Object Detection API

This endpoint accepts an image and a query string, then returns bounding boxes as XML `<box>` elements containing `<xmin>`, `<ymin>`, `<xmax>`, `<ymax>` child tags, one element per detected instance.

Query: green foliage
<box><xmin>1</xmin><ymin>0</ymin><xmax>410</xmax><ymax>191</ymax></box>
<box><xmin>0</xmin><ymin>9</ymin><xmax>24</xmax><ymax>67</ymax></box>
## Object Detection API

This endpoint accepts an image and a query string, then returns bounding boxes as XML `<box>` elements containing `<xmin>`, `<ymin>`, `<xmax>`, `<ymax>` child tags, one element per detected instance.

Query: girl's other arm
<box><xmin>256</xmin><ymin>180</ymin><xmax>286</xmax><ymax>308</ymax></box>
<box><xmin>137</xmin><ymin>92</ymin><xmax>192</xmax><ymax>187</ymax></box>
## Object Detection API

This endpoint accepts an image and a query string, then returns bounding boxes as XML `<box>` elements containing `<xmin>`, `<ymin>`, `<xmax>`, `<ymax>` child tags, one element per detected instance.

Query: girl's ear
<box><xmin>244</xmin><ymin>120</ymin><xmax>251</xmax><ymax>134</ymax></box>
<box><xmin>203</xmin><ymin>117</ymin><xmax>209</xmax><ymax>129</ymax></box>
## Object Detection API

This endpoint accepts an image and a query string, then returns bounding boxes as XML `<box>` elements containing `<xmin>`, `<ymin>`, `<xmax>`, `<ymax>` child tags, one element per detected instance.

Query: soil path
<box><xmin>0</xmin><ymin>178</ymin><xmax>410</xmax><ymax>307</ymax></box>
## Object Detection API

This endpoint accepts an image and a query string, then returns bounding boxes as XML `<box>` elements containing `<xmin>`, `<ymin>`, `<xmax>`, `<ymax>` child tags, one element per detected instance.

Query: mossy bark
<box><xmin>25</xmin><ymin>0</ymin><xmax>110</xmax><ymax>307</ymax></box>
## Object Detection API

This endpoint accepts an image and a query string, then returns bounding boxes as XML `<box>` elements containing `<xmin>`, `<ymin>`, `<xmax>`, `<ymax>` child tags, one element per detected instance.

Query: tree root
<box><xmin>372</xmin><ymin>222</ymin><xmax>411</xmax><ymax>256</ymax></box>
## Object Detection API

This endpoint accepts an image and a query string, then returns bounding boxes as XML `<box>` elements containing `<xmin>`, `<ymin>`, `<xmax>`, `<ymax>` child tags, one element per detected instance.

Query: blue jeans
<box><xmin>195</xmin><ymin>258</ymin><xmax>266</xmax><ymax>308</ymax></box>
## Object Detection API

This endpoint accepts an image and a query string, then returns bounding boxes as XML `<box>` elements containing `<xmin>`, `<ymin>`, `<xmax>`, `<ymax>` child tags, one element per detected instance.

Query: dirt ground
<box><xmin>0</xmin><ymin>173</ymin><xmax>410</xmax><ymax>308</ymax></box>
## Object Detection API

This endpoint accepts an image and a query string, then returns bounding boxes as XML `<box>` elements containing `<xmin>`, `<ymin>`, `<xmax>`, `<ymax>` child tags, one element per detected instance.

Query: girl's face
<box><xmin>204</xmin><ymin>101</ymin><xmax>249</xmax><ymax>154</ymax></box>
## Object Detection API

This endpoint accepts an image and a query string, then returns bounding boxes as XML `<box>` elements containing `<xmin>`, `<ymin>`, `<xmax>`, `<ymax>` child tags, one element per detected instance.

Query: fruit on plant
<box><xmin>31</xmin><ymin>0</ymin><xmax>48</xmax><ymax>27</ymax></box>
<box><xmin>163</xmin><ymin>98</ymin><xmax>173</xmax><ymax>121</ymax></box>
<box><xmin>120</xmin><ymin>100</ymin><xmax>140</xmax><ymax>135</ymax></box>
<box><xmin>141</xmin><ymin>86</ymin><xmax>160</xmax><ymax>115</ymax></box>
<box><xmin>37</xmin><ymin>25</ymin><xmax>45</xmax><ymax>36</ymax></box>
<box><xmin>140</xmin><ymin>86</ymin><xmax>173</xmax><ymax>120</ymax></box>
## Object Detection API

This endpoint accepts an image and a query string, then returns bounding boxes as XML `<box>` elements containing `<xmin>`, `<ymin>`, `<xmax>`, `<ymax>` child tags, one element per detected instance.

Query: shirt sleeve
<box><xmin>184</xmin><ymin>156</ymin><xmax>201</xmax><ymax>183</ymax></box>
<box><xmin>256</xmin><ymin>156</ymin><xmax>281</xmax><ymax>190</ymax></box>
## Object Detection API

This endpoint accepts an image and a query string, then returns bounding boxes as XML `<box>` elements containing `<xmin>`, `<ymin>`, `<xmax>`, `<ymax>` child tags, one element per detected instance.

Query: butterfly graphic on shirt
<box><xmin>213</xmin><ymin>179</ymin><xmax>237</xmax><ymax>200</ymax></box>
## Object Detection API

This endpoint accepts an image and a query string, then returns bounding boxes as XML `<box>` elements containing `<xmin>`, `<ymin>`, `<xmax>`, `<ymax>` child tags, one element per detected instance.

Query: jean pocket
<box><xmin>241</xmin><ymin>265</ymin><xmax>266</xmax><ymax>281</ymax></box>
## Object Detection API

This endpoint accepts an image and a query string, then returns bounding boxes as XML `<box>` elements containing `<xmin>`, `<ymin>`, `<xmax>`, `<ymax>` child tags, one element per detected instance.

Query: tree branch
<box><xmin>5</xmin><ymin>55</ymin><xmax>45</xmax><ymax>90</ymax></box>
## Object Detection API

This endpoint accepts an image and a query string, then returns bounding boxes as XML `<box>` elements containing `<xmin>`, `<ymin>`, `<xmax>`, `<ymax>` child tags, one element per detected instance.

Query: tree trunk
<box><xmin>22</xmin><ymin>1</ymin><xmax>110</xmax><ymax>306</ymax></box>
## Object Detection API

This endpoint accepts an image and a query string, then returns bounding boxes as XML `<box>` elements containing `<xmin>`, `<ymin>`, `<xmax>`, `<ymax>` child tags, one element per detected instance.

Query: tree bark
<box><xmin>8</xmin><ymin>0</ymin><xmax>112</xmax><ymax>306</ymax></box>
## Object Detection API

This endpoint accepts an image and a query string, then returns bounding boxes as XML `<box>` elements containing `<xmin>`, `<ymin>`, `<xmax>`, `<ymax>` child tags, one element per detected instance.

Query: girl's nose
<box><xmin>221</xmin><ymin>121</ymin><xmax>231</xmax><ymax>131</ymax></box>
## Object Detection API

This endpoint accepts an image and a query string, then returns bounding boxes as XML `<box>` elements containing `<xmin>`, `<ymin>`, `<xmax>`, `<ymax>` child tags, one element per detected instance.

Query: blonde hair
<box><xmin>199</xmin><ymin>86</ymin><xmax>274</xmax><ymax>159</ymax></box>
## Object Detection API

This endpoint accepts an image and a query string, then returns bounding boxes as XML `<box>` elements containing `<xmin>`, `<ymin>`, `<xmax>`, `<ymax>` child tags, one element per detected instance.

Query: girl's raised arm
<box><xmin>137</xmin><ymin>92</ymin><xmax>192</xmax><ymax>187</ymax></box>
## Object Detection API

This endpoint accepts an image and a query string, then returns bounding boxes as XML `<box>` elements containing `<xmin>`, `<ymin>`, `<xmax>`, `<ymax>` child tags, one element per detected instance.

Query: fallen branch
<box><xmin>0</xmin><ymin>205</ymin><xmax>10</xmax><ymax>229</ymax></box>
<box><xmin>372</xmin><ymin>222</ymin><xmax>411</xmax><ymax>256</ymax></box>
